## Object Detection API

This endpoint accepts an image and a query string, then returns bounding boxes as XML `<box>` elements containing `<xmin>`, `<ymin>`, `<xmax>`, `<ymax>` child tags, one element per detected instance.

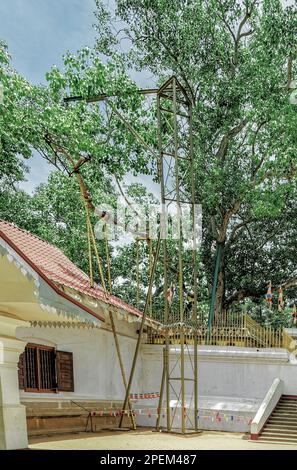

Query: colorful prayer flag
<box><xmin>266</xmin><ymin>280</ymin><xmax>273</xmax><ymax>309</ymax></box>
<box><xmin>166</xmin><ymin>283</ymin><xmax>175</xmax><ymax>305</ymax></box>
<box><xmin>278</xmin><ymin>287</ymin><xmax>284</xmax><ymax>312</ymax></box>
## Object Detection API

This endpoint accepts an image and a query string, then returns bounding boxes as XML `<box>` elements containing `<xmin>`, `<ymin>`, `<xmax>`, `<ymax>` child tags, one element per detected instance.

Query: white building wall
<box><xmin>16</xmin><ymin>326</ymin><xmax>297</xmax><ymax>405</ymax></box>
<box><xmin>140</xmin><ymin>345</ymin><xmax>297</xmax><ymax>399</ymax></box>
<box><xmin>14</xmin><ymin>324</ymin><xmax>297</xmax><ymax>433</ymax></box>
<box><xmin>0</xmin><ymin>315</ymin><xmax>29</xmax><ymax>449</ymax></box>
<box><xmin>136</xmin><ymin>345</ymin><xmax>297</xmax><ymax>432</ymax></box>
<box><xmin>16</xmin><ymin>320</ymin><xmax>142</xmax><ymax>402</ymax></box>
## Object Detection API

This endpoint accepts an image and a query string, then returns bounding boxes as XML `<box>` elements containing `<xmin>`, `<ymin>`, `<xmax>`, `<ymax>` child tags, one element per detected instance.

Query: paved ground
<box><xmin>29</xmin><ymin>428</ymin><xmax>297</xmax><ymax>450</ymax></box>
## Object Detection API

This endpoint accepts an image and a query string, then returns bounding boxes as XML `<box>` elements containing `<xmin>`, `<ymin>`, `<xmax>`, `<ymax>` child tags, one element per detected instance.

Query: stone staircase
<box><xmin>258</xmin><ymin>396</ymin><xmax>297</xmax><ymax>444</ymax></box>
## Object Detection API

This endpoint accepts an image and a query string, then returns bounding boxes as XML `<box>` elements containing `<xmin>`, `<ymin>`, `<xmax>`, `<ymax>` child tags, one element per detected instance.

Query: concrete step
<box><xmin>274</xmin><ymin>410</ymin><xmax>297</xmax><ymax>415</ymax></box>
<box><xmin>254</xmin><ymin>396</ymin><xmax>297</xmax><ymax>445</ymax></box>
<box><xmin>270</xmin><ymin>417</ymin><xmax>297</xmax><ymax>423</ymax></box>
<box><xmin>27</xmin><ymin>411</ymin><xmax>89</xmax><ymax>418</ymax></box>
<box><xmin>268</xmin><ymin>423</ymin><xmax>297</xmax><ymax>429</ymax></box>
<box><xmin>29</xmin><ymin>427</ymin><xmax>84</xmax><ymax>437</ymax></box>
<box><xmin>280</xmin><ymin>400</ymin><xmax>297</xmax><ymax>404</ymax></box>
<box><xmin>279</xmin><ymin>399</ymin><xmax>297</xmax><ymax>402</ymax></box>
<box><xmin>266</xmin><ymin>423</ymin><xmax>297</xmax><ymax>430</ymax></box>
<box><xmin>279</xmin><ymin>405</ymin><xmax>297</xmax><ymax>408</ymax></box>
<box><xmin>269</xmin><ymin>417</ymin><xmax>297</xmax><ymax>424</ymax></box>
<box><xmin>260</xmin><ymin>433</ymin><xmax>297</xmax><ymax>444</ymax></box>
<box><xmin>264</xmin><ymin>427</ymin><xmax>297</xmax><ymax>435</ymax></box>
<box><xmin>281</xmin><ymin>396</ymin><xmax>297</xmax><ymax>400</ymax></box>
<box><xmin>277</xmin><ymin>401</ymin><xmax>297</xmax><ymax>405</ymax></box>
<box><xmin>278</xmin><ymin>405</ymin><xmax>297</xmax><ymax>408</ymax></box>
<box><xmin>276</xmin><ymin>407</ymin><xmax>297</xmax><ymax>411</ymax></box>
<box><xmin>268</xmin><ymin>416</ymin><xmax>297</xmax><ymax>423</ymax></box>
<box><xmin>258</xmin><ymin>436</ymin><xmax>297</xmax><ymax>444</ymax></box>
<box><xmin>277</xmin><ymin>408</ymin><xmax>297</xmax><ymax>411</ymax></box>
<box><xmin>271</xmin><ymin>412</ymin><xmax>297</xmax><ymax>418</ymax></box>
<box><xmin>261</xmin><ymin>430</ymin><xmax>297</xmax><ymax>438</ymax></box>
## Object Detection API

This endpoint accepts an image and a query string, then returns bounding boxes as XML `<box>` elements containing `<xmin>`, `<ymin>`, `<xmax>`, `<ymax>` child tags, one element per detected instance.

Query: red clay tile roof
<box><xmin>0</xmin><ymin>219</ymin><xmax>143</xmax><ymax>320</ymax></box>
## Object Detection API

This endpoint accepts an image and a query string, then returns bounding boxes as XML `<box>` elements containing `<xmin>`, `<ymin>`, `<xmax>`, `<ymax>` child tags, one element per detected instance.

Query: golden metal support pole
<box><xmin>156</xmin><ymin>348</ymin><xmax>166</xmax><ymax>431</ymax></box>
<box><xmin>136</xmin><ymin>238</ymin><xmax>140</xmax><ymax>310</ymax></box>
<box><xmin>108</xmin><ymin>306</ymin><xmax>136</xmax><ymax>429</ymax></box>
<box><xmin>89</xmin><ymin>216</ymin><xmax>136</xmax><ymax>430</ymax></box>
<box><xmin>119</xmin><ymin>232</ymin><xmax>162</xmax><ymax>428</ymax></box>
<box><xmin>157</xmin><ymin>92</ymin><xmax>171</xmax><ymax>431</ymax></box>
<box><xmin>87</xmin><ymin>219</ymin><xmax>94</xmax><ymax>288</ymax></box>
<box><xmin>107</xmin><ymin>101</ymin><xmax>158</xmax><ymax>161</ymax></box>
<box><xmin>189</xmin><ymin>100</ymin><xmax>199</xmax><ymax>431</ymax></box>
<box><xmin>172</xmin><ymin>78</ymin><xmax>186</xmax><ymax>433</ymax></box>
<box><xmin>76</xmin><ymin>173</ymin><xmax>136</xmax><ymax>429</ymax></box>
<box><xmin>149</xmin><ymin>238</ymin><xmax>153</xmax><ymax>318</ymax></box>
<box><xmin>104</xmin><ymin>223</ymin><xmax>112</xmax><ymax>292</ymax></box>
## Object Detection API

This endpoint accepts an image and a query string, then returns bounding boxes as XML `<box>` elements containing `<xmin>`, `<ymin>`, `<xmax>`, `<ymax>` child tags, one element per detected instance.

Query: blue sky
<box><xmin>0</xmin><ymin>0</ymin><xmax>96</xmax><ymax>85</ymax></box>
<box><xmin>1</xmin><ymin>0</ymin><xmax>97</xmax><ymax>192</ymax></box>
<box><xmin>1</xmin><ymin>0</ymin><xmax>158</xmax><ymax>196</ymax></box>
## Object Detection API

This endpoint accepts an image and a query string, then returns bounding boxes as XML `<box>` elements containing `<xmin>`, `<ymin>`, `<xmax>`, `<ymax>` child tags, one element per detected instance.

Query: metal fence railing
<box><xmin>147</xmin><ymin>313</ymin><xmax>295</xmax><ymax>352</ymax></box>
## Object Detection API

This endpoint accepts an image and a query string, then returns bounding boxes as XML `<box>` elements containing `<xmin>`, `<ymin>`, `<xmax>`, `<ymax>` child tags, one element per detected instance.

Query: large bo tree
<box><xmin>97</xmin><ymin>0</ymin><xmax>297</xmax><ymax>314</ymax></box>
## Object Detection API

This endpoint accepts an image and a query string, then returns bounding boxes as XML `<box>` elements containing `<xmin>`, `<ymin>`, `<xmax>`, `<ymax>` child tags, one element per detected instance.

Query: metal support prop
<box><xmin>155</xmin><ymin>76</ymin><xmax>198</xmax><ymax>434</ymax></box>
<box><xmin>156</xmin><ymin>90</ymin><xmax>171</xmax><ymax>431</ymax></box>
<box><xmin>149</xmin><ymin>238</ymin><xmax>153</xmax><ymax>318</ymax></box>
<box><xmin>155</xmin><ymin>348</ymin><xmax>166</xmax><ymax>431</ymax></box>
<box><xmin>189</xmin><ymin>103</ymin><xmax>199</xmax><ymax>431</ymax></box>
<box><xmin>136</xmin><ymin>237</ymin><xmax>140</xmax><ymax>309</ymax></box>
<box><xmin>75</xmin><ymin>172</ymin><xmax>136</xmax><ymax>429</ymax></box>
<box><xmin>63</xmin><ymin>80</ymin><xmax>198</xmax><ymax>433</ymax></box>
<box><xmin>172</xmin><ymin>78</ymin><xmax>186</xmax><ymax>433</ymax></box>
<box><xmin>119</xmin><ymin>232</ymin><xmax>162</xmax><ymax>427</ymax></box>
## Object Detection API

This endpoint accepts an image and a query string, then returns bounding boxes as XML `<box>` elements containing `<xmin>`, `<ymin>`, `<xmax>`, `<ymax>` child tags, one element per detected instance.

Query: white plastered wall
<box><xmin>16</xmin><ymin>318</ymin><xmax>142</xmax><ymax>402</ymax></box>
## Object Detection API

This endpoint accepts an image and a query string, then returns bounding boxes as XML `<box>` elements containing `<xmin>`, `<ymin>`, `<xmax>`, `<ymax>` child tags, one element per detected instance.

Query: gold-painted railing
<box><xmin>282</xmin><ymin>329</ymin><xmax>295</xmax><ymax>352</ymax></box>
<box><xmin>147</xmin><ymin>313</ymin><xmax>295</xmax><ymax>352</ymax></box>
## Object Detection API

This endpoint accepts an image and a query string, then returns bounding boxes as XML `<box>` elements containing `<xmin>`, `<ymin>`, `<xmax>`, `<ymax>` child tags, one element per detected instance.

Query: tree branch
<box><xmin>226</xmin><ymin>217</ymin><xmax>254</xmax><ymax>247</ymax></box>
<box><xmin>286</xmin><ymin>57</ymin><xmax>293</xmax><ymax>89</ymax></box>
<box><xmin>215</xmin><ymin>119</ymin><xmax>248</xmax><ymax>163</ymax></box>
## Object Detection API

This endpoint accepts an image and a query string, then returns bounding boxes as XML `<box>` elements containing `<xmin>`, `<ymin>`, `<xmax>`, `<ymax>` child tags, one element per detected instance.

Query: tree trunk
<box><xmin>214</xmin><ymin>244</ymin><xmax>225</xmax><ymax>318</ymax></box>
<box><xmin>210</xmin><ymin>202</ymin><xmax>241</xmax><ymax>320</ymax></box>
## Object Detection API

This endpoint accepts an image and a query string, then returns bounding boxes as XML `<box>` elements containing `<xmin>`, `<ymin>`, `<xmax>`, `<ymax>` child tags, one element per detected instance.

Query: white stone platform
<box><xmin>134</xmin><ymin>395</ymin><xmax>260</xmax><ymax>432</ymax></box>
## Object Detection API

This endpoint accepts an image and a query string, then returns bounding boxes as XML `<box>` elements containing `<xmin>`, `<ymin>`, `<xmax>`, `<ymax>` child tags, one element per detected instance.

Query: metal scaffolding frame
<box><xmin>154</xmin><ymin>76</ymin><xmax>199</xmax><ymax>434</ymax></box>
<box><xmin>63</xmin><ymin>76</ymin><xmax>199</xmax><ymax>433</ymax></box>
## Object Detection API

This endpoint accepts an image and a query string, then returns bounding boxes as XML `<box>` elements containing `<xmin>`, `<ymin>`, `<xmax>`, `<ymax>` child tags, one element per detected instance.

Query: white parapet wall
<box><xmin>13</xmin><ymin>326</ymin><xmax>297</xmax><ymax>436</ymax></box>
<box><xmin>250</xmin><ymin>378</ymin><xmax>283</xmax><ymax>439</ymax></box>
<box><xmin>137</xmin><ymin>345</ymin><xmax>296</xmax><ymax>432</ymax></box>
<box><xmin>135</xmin><ymin>395</ymin><xmax>260</xmax><ymax>432</ymax></box>
<box><xmin>140</xmin><ymin>344</ymin><xmax>291</xmax><ymax>399</ymax></box>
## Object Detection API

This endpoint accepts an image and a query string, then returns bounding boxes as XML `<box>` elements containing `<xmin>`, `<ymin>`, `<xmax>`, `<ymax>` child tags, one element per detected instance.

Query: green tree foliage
<box><xmin>0</xmin><ymin>41</ymin><xmax>34</xmax><ymax>187</ymax></box>
<box><xmin>1</xmin><ymin>1</ymin><xmax>297</xmax><ymax>321</ymax></box>
<box><xmin>99</xmin><ymin>0</ymin><xmax>297</xmax><ymax>313</ymax></box>
<box><xmin>27</xmin><ymin>48</ymin><xmax>154</xmax><ymax>178</ymax></box>
<box><xmin>0</xmin><ymin>41</ymin><xmax>153</xmax><ymax>306</ymax></box>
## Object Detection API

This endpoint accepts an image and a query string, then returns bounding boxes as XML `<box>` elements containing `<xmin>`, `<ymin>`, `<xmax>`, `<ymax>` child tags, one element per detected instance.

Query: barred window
<box><xmin>18</xmin><ymin>343</ymin><xmax>74</xmax><ymax>393</ymax></box>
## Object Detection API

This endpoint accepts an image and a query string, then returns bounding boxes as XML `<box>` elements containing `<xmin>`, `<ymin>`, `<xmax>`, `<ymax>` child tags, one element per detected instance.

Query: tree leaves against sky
<box><xmin>1</xmin><ymin>0</ymin><xmax>297</xmax><ymax>319</ymax></box>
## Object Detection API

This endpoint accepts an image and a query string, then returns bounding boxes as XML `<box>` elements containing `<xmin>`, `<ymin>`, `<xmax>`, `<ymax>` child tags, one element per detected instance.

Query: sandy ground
<box><xmin>29</xmin><ymin>428</ymin><xmax>297</xmax><ymax>451</ymax></box>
